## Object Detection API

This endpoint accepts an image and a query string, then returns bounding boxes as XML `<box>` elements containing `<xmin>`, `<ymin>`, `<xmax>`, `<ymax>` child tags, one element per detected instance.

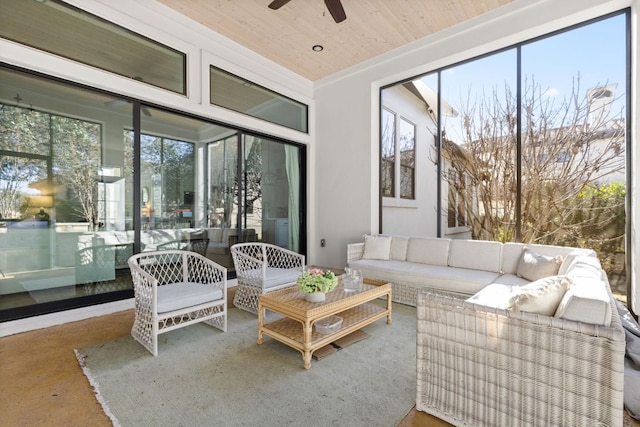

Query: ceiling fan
<box><xmin>268</xmin><ymin>0</ymin><xmax>346</xmax><ymax>24</ymax></box>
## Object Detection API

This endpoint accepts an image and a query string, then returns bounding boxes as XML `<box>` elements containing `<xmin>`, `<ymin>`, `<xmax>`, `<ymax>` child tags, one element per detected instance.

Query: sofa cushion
<box><xmin>554</xmin><ymin>278</ymin><xmax>611</xmax><ymax>327</ymax></box>
<box><xmin>502</xmin><ymin>243</ymin><xmax>594</xmax><ymax>275</ymax></box>
<box><xmin>511</xmin><ymin>275</ymin><xmax>572</xmax><ymax>316</ymax></box>
<box><xmin>406</xmin><ymin>237</ymin><xmax>450</xmax><ymax>266</ymax></box>
<box><xmin>448</xmin><ymin>239</ymin><xmax>502</xmax><ymax>272</ymax></box>
<box><xmin>390</xmin><ymin>236</ymin><xmax>409</xmax><ymax>261</ymax></box>
<box><xmin>558</xmin><ymin>251</ymin><xmax>601</xmax><ymax>275</ymax></box>
<box><xmin>362</xmin><ymin>235</ymin><xmax>392</xmax><ymax>260</ymax></box>
<box><xmin>349</xmin><ymin>259</ymin><xmax>498</xmax><ymax>295</ymax></box>
<box><xmin>157</xmin><ymin>282</ymin><xmax>223</xmax><ymax>314</ymax></box>
<box><xmin>516</xmin><ymin>247</ymin><xmax>562</xmax><ymax>282</ymax></box>
<box><xmin>491</xmin><ymin>274</ymin><xmax>530</xmax><ymax>287</ymax></box>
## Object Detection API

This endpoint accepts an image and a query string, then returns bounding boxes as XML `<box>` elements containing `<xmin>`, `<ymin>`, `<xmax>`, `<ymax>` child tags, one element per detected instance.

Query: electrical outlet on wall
<box><xmin>320</xmin><ymin>239</ymin><xmax>326</xmax><ymax>247</ymax></box>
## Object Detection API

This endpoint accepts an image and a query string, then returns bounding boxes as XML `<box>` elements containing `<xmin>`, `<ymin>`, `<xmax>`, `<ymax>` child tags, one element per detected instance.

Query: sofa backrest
<box><xmin>448</xmin><ymin>239</ymin><xmax>502</xmax><ymax>272</ymax></box>
<box><xmin>390</xmin><ymin>236</ymin><xmax>410</xmax><ymax>261</ymax></box>
<box><xmin>501</xmin><ymin>242</ymin><xmax>595</xmax><ymax>275</ymax></box>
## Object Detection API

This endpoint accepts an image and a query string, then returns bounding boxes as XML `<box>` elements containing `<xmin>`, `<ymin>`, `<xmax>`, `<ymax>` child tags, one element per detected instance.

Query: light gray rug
<box><xmin>75</xmin><ymin>302</ymin><xmax>417</xmax><ymax>427</ymax></box>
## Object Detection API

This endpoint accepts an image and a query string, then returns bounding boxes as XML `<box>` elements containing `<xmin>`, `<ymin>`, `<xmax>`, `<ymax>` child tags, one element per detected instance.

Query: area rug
<box><xmin>75</xmin><ymin>302</ymin><xmax>417</xmax><ymax>427</ymax></box>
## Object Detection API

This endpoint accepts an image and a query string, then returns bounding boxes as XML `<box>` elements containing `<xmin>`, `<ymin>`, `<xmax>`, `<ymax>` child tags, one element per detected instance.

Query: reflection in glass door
<box><xmin>207</xmin><ymin>133</ymin><xmax>304</xmax><ymax>270</ymax></box>
<box><xmin>243</xmin><ymin>135</ymin><xmax>302</xmax><ymax>252</ymax></box>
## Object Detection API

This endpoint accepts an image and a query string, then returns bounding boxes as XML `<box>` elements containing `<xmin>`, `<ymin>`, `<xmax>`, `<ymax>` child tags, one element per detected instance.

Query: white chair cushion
<box><xmin>263</xmin><ymin>267</ymin><xmax>301</xmax><ymax>290</ymax></box>
<box><xmin>406</xmin><ymin>237</ymin><xmax>450</xmax><ymax>266</ymax></box>
<box><xmin>516</xmin><ymin>247</ymin><xmax>562</xmax><ymax>282</ymax></box>
<box><xmin>157</xmin><ymin>282</ymin><xmax>223</xmax><ymax>314</ymax></box>
<box><xmin>448</xmin><ymin>239</ymin><xmax>502</xmax><ymax>272</ymax></box>
<box><xmin>362</xmin><ymin>235</ymin><xmax>392</xmax><ymax>260</ymax></box>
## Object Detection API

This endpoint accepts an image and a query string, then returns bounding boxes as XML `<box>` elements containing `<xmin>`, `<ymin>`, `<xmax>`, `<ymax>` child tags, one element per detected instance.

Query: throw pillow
<box><xmin>516</xmin><ymin>247</ymin><xmax>562</xmax><ymax>282</ymax></box>
<box><xmin>466</xmin><ymin>283</ymin><xmax>516</xmax><ymax>310</ymax></box>
<box><xmin>362</xmin><ymin>235</ymin><xmax>392</xmax><ymax>260</ymax></box>
<box><xmin>511</xmin><ymin>275</ymin><xmax>573</xmax><ymax>316</ymax></box>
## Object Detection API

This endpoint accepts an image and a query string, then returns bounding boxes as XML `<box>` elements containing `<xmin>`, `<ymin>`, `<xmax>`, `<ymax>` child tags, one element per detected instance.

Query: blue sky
<box><xmin>420</xmin><ymin>13</ymin><xmax>627</xmax><ymax>142</ymax></box>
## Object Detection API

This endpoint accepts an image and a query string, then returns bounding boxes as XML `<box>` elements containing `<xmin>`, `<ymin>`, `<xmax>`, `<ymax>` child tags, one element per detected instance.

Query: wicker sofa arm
<box><xmin>416</xmin><ymin>289</ymin><xmax>626</xmax><ymax>426</ymax></box>
<box><xmin>347</xmin><ymin>243</ymin><xmax>364</xmax><ymax>263</ymax></box>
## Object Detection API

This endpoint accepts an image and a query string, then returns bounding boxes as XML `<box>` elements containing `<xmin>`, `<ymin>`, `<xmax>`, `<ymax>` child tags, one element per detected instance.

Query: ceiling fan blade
<box><xmin>268</xmin><ymin>0</ymin><xmax>291</xmax><ymax>10</ymax></box>
<box><xmin>324</xmin><ymin>0</ymin><xmax>346</xmax><ymax>23</ymax></box>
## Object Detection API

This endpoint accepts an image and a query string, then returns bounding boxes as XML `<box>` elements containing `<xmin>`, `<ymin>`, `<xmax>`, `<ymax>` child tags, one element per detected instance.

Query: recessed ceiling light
<box><xmin>312</xmin><ymin>45</ymin><xmax>324</xmax><ymax>52</ymax></box>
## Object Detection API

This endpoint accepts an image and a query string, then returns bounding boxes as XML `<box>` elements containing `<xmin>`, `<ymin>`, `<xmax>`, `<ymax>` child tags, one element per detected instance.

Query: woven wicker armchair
<box><xmin>416</xmin><ymin>288</ymin><xmax>626</xmax><ymax>426</ymax></box>
<box><xmin>128</xmin><ymin>250</ymin><xmax>227</xmax><ymax>356</ymax></box>
<box><xmin>230</xmin><ymin>242</ymin><xmax>305</xmax><ymax>314</ymax></box>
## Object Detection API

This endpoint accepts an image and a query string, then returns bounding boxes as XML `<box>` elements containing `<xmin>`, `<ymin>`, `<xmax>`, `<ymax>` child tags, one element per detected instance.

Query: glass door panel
<box><xmin>245</xmin><ymin>135</ymin><xmax>302</xmax><ymax>253</ymax></box>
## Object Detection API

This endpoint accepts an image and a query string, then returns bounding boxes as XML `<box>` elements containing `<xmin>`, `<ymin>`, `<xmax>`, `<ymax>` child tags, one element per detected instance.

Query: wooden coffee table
<box><xmin>257</xmin><ymin>278</ymin><xmax>392</xmax><ymax>369</ymax></box>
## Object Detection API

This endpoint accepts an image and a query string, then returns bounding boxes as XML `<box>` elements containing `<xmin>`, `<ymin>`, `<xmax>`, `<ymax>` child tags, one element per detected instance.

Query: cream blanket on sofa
<box><xmin>618</xmin><ymin>300</ymin><xmax>640</xmax><ymax>421</ymax></box>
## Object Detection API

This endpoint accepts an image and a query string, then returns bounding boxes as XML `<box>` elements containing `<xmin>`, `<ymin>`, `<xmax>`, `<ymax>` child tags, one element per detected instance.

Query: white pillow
<box><xmin>511</xmin><ymin>275</ymin><xmax>573</xmax><ymax>316</ymax></box>
<box><xmin>466</xmin><ymin>283</ymin><xmax>515</xmax><ymax>310</ymax></box>
<box><xmin>516</xmin><ymin>247</ymin><xmax>562</xmax><ymax>282</ymax></box>
<box><xmin>362</xmin><ymin>235</ymin><xmax>392</xmax><ymax>260</ymax></box>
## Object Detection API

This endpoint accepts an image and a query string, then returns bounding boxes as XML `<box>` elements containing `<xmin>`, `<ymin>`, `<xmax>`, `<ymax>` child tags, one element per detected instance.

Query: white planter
<box><xmin>304</xmin><ymin>291</ymin><xmax>326</xmax><ymax>302</ymax></box>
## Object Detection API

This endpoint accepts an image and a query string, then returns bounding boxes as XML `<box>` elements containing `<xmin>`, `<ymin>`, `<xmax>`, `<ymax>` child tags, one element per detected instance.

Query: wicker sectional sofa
<box><xmin>347</xmin><ymin>235</ymin><xmax>626</xmax><ymax>426</ymax></box>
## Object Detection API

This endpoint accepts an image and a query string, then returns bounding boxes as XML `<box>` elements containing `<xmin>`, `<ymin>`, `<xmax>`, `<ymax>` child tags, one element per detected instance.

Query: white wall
<box><xmin>381</xmin><ymin>85</ymin><xmax>438</xmax><ymax>237</ymax></box>
<box><xmin>312</xmin><ymin>0</ymin><xmax>639</xmax><ymax>313</ymax></box>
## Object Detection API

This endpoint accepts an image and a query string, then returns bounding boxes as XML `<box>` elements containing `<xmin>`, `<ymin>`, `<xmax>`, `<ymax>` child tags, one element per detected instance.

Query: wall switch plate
<box><xmin>320</xmin><ymin>239</ymin><xmax>326</xmax><ymax>247</ymax></box>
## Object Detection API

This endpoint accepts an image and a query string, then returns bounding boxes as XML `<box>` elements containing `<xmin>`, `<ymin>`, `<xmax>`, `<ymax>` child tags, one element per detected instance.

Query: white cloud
<box><xmin>543</xmin><ymin>87</ymin><xmax>559</xmax><ymax>98</ymax></box>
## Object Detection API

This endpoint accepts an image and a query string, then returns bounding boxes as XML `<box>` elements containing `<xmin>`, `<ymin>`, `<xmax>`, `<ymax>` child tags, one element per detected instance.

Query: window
<box><xmin>399</xmin><ymin>118</ymin><xmax>416</xmax><ymax>199</ymax></box>
<box><xmin>0</xmin><ymin>65</ymin><xmax>307</xmax><ymax>322</ymax></box>
<box><xmin>0</xmin><ymin>0</ymin><xmax>186</xmax><ymax>94</ymax></box>
<box><xmin>381</xmin><ymin>12</ymin><xmax>628</xmax><ymax>302</ymax></box>
<box><xmin>381</xmin><ymin>108</ymin><xmax>396</xmax><ymax>197</ymax></box>
<box><xmin>210</xmin><ymin>66</ymin><xmax>308</xmax><ymax>133</ymax></box>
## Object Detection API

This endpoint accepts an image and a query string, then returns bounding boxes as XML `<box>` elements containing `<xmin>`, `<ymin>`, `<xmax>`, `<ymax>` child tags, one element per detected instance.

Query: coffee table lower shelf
<box><xmin>259</xmin><ymin>303</ymin><xmax>389</xmax><ymax>367</ymax></box>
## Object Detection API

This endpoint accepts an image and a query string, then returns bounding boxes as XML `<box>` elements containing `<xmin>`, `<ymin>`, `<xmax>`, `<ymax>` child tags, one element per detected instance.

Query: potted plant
<box><xmin>297</xmin><ymin>268</ymin><xmax>338</xmax><ymax>302</ymax></box>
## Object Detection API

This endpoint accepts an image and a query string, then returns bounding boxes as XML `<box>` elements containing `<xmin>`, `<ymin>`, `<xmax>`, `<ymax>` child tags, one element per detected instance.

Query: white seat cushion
<box><xmin>349</xmin><ymin>259</ymin><xmax>499</xmax><ymax>295</ymax></box>
<box><xmin>157</xmin><ymin>282</ymin><xmax>223</xmax><ymax>314</ymax></box>
<box><xmin>263</xmin><ymin>267</ymin><xmax>301</xmax><ymax>290</ymax></box>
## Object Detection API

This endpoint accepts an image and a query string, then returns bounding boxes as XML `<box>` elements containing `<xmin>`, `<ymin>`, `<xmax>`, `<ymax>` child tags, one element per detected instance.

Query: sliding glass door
<box><xmin>0</xmin><ymin>65</ymin><xmax>306</xmax><ymax>321</ymax></box>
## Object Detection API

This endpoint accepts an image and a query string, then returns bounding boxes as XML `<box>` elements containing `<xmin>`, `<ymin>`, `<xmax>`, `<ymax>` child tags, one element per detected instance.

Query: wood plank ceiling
<box><xmin>156</xmin><ymin>0</ymin><xmax>514</xmax><ymax>81</ymax></box>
